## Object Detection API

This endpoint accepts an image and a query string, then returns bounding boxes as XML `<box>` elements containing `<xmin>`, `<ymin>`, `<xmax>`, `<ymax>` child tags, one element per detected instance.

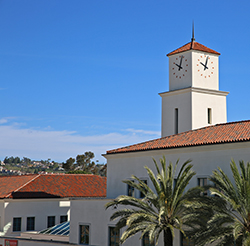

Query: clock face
<box><xmin>171</xmin><ymin>55</ymin><xmax>189</xmax><ymax>79</ymax></box>
<box><xmin>196</xmin><ymin>54</ymin><xmax>215</xmax><ymax>79</ymax></box>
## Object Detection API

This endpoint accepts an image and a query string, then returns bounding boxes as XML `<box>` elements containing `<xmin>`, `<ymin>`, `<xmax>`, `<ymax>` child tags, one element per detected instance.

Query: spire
<box><xmin>191</xmin><ymin>21</ymin><xmax>195</xmax><ymax>42</ymax></box>
<box><xmin>190</xmin><ymin>21</ymin><xmax>195</xmax><ymax>49</ymax></box>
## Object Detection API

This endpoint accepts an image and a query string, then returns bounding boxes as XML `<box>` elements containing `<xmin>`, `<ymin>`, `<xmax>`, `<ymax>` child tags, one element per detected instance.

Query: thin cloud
<box><xmin>125</xmin><ymin>128</ymin><xmax>160</xmax><ymax>136</ymax></box>
<box><xmin>0</xmin><ymin>125</ymin><xmax>160</xmax><ymax>163</ymax></box>
<box><xmin>0</xmin><ymin>117</ymin><xmax>16</xmax><ymax>124</ymax></box>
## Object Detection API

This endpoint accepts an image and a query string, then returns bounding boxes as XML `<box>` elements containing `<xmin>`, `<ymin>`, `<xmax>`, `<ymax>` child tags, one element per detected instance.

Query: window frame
<box><xmin>142</xmin><ymin>232</ymin><xmax>155</xmax><ymax>246</ymax></box>
<box><xmin>198</xmin><ymin>177</ymin><xmax>208</xmax><ymax>187</ymax></box>
<box><xmin>26</xmin><ymin>216</ymin><xmax>35</xmax><ymax>231</ymax></box>
<box><xmin>47</xmin><ymin>216</ymin><xmax>56</xmax><ymax>228</ymax></box>
<box><xmin>127</xmin><ymin>180</ymin><xmax>135</xmax><ymax>197</ymax></box>
<box><xmin>60</xmin><ymin>215</ymin><xmax>68</xmax><ymax>224</ymax></box>
<box><xmin>208</xmin><ymin>108</ymin><xmax>212</xmax><ymax>124</ymax></box>
<box><xmin>140</xmin><ymin>179</ymin><xmax>148</xmax><ymax>198</ymax></box>
<box><xmin>79</xmin><ymin>224</ymin><xmax>90</xmax><ymax>245</ymax></box>
<box><xmin>175</xmin><ymin>108</ymin><xmax>179</xmax><ymax>134</ymax></box>
<box><xmin>13</xmin><ymin>217</ymin><xmax>22</xmax><ymax>232</ymax></box>
<box><xmin>109</xmin><ymin>226</ymin><xmax>120</xmax><ymax>246</ymax></box>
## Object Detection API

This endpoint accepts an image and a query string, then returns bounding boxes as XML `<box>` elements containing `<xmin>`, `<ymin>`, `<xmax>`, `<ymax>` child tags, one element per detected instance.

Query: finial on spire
<box><xmin>191</xmin><ymin>21</ymin><xmax>195</xmax><ymax>42</ymax></box>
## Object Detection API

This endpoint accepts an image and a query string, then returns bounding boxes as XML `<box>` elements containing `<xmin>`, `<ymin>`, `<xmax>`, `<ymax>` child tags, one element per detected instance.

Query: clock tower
<box><xmin>160</xmin><ymin>33</ymin><xmax>229</xmax><ymax>137</ymax></box>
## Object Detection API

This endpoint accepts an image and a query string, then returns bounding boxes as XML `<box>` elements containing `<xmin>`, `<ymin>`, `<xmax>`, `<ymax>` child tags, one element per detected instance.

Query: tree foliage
<box><xmin>186</xmin><ymin>160</ymin><xmax>250</xmax><ymax>246</ymax></box>
<box><xmin>62</xmin><ymin>151</ymin><xmax>106</xmax><ymax>176</ymax></box>
<box><xmin>106</xmin><ymin>156</ymin><xmax>198</xmax><ymax>246</ymax></box>
<box><xmin>62</xmin><ymin>157</ymin><xmax>76</xmax><ymax>172</ymax></box>
<box><xmin>76</xmin><ymin>151</ymin><xmax>95</xmax><ymax>172</ymax></box>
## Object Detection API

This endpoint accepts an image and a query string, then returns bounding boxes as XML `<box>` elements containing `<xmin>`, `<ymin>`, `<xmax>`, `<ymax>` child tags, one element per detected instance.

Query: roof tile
<box><xmin>106</xmin><ymin>120</ymin><xmax>250</xmax><ymax>155</ymax></box>
<box><xmin>0</xmin><ymin>174</ymin><xmax>106</xmax><ymax>199</ymax></box>
<box><xmin>167</xmin><ymin>41</ymin><xmax>220</xmax><ymax>56</ymax></box>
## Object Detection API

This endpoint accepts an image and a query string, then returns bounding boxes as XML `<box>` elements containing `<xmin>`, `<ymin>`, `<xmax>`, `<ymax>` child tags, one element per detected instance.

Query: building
<box><xmin>0</xmin><ymin>174</ymin><xmax>106</xmax><ymax>246</ymax></box>
<box><xmin>69</xmin><ymin>34</ymin><xmax>250</xmax><ymax>246</ymax></box>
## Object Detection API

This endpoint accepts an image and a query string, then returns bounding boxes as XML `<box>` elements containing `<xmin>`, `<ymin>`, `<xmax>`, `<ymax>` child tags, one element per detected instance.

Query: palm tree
<box><xmin>105</xmin><ymin>156</ymin><xmax>197</xmax><ymax>246</ymax></box>
<box><xmin>188</xmin><ymin>160</ymin><xmax>250</xmax><ymax>246</ymax></box>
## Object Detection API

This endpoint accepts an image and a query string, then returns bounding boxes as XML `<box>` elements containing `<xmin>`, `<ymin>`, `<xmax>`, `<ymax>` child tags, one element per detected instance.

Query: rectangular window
<box><xmin>109</xmin><ymin>227</ymin><xmax>120</xmax><ymax>246</ymax></box>
<box><xmin>198</xmin><ymin>177</ymin><xmax>208</xmax><ymax>195</ymax></box>
<box><xmin>47</xmin><ymin>216</ymin><xmax>55</xmax><ymax>228</ymax></box>
<box><xmin>60</xmin><ymin>215</ymin><xmax>68</xmax><ymax>223</ymax></box>
<box><xmin>198</xmin><ymin>177</ymin><xmax>208</xmax><ymax>187</ymax></box>
<box><xmin>181</xmin><ymin>233</ymin><xmax>195</xmax><ymax>246</ymax></box>
<box><xmin>79</xmin><ymin>225</ymin><xmax>89</xmax><ymax>245</ymax></box>
<box><xmin>127</xmin><ymin>181</ymin><xmax>134</xmax><ymax>197</ymax></box>
<box><xmin>13</xmin><ymin>217</ymin><xmax>21</xmax><ymax>232</ymax></box>
<box><xmin>208</xmin><ymin>108</ymin><xmax>212</xmax><ymax>124</ymax></box>
<box><xmin>27</xmin><ymin>217</ymin><xmax>35</xmax><ymax>231</ymax></box>
<box><xmin>175</xmin><ymin>108</ymin><xmax>178</xmax><ymax>134</ymax></box>
<box><xmin>140</xmin><ymin>180</ymin><xmax>147</xmax><ymax>198</ymax></box>
<box><xmin>142</xmin><ymin>232</ymin><xmax>155</xmax><ymax>246</ymax></box>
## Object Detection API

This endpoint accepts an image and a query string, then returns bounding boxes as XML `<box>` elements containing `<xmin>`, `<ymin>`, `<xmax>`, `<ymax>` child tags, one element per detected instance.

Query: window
<box><xmin>140</xmin><ymin>180</ymin><xmax>147</xmax><ymax>198</ymax></box>
<box><xmin>208</xmin><ymin>108</ymin><xmax>212</xmax><ymax>124</ymax></box>
<box><xmin>79</xmin><ymin>225</ymin><xmax>89</xmax><ymax>245</ymax></box>
<box><xmin>142</xmin><ymin>233</ymin><xmax>154</xmax><ymax>246</ymax></box>
<box><xmin>109</xmin><ymin>227</ymin><xmax>119</xmax><ymax>246</ymax></box>
<box><xmin>27</xmin><ymin>217</ymin><xmax>35</xmax><ymax>231</ymax></box>
<box><xmin>47</xmin><ymin>216</ymin><xmax>55</xmax><ymax>228</ymax></box>
<box><xmin>198</xmin><ymin>177</ymin><xmax>208</xmax><ymax>187</ymax></box>
<box><xmin>175</xmin><ymin>108</ymin><xmax>178</xmax><ymax>134</ymax></box>
<box><xmin>198</xmin><ymin>177</ymin><xmax>208</xmax><ymax>195</ymax></box>
<box><xmin>181</xmin><ymin>233</ymin><xmax>195</xmax><ymax>246</ymax></box>
<box><xmin>60</xmin><ymin>215</ymin><xmax>68</xmax><ymax>223</ymax></box>
<box><xmin>127</xmin><ymin>181</ymin><xmax>134</xmax><ymax>197</ymax></box>
<box><xmin>13</xmin><ymin>217</ymin><xmax>21</xmax><ymax>232</ymax></box>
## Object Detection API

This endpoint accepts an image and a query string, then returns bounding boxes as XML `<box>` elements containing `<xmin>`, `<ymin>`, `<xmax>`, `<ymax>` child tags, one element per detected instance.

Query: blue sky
<box><xmin>0</xmin><ymin>0</ymin><xmax>250</xmax><ymax>163</ymax></box>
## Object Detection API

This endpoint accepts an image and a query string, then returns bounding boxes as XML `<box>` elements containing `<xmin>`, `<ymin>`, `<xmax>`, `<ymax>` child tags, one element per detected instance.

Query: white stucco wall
<box><xmin>160</xmin><ymin>89</ymin><xmax>192</xmax><ymax>137</ymax></box>
<box><xmin>70</xmin><ymin>199</ymin><xmax>174</xmax><ymax>246</ymax></box>
<box><xmin>191</xmin><ymin>89</ymin><xmax>228</xmax><ymax>130</ymax></box>
<box><xmin>168</xmin><ymin>50</ymin><xmax>219</xmax><ymax>92</ymax></box>
<box><xmin>106</xmin><ymin>141</ymin><xmax>250</xmax><ymax>199</ymax></box>
<box><xmin>66</xmin><ymin>141</ymin><xmax>249</xmax><ymax>246</ymax></box>
<box><xmin>160</xmin><ymin>88</ymin><xmax>228</xmax><ymax>137</ymax></box>
<box><xmin>0</xmin><ymin>199</ymin><xmax>70</xmax><ymax>236</ymax></box>
<box><xmin>169</xmin><ymin>51</ymin><xmax>192</xmax><ymax>91</ymax></box>
<box><xmin>191</xmin><ymin>51</ymin><xmax>219</xmax><ymax>90</ymax></box>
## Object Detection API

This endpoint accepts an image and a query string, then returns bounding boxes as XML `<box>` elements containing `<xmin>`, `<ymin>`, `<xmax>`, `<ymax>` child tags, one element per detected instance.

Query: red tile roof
<box><xmin>106</xmin><ymin>120</ymin><xmax>250</xmax><ymax>155</ymax></box>
<box><xmin>0</xmin><ymin>174</ymin><xmax>106</xmax><ymax>199</ymax></box>
<box><xmin>167</xmin><ymin>41</ymin><xmax>220</xmax><ymax>56</ymax></box>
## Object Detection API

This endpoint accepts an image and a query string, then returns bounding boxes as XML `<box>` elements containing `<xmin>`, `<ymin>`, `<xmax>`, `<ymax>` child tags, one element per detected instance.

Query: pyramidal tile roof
<box><xmin>0</xmin><ymin>174</ymin><xmax>106</xmax><ymax>199</ymax></box>
<box><xmin>167</xmin><ymin>41</ymin><xmax>220</xmax><ymax>56</ymax></box>
<box><xmin>106</xmin><ymin>120</ymin><xmax>250</xmax><ymax>155</ymax></box>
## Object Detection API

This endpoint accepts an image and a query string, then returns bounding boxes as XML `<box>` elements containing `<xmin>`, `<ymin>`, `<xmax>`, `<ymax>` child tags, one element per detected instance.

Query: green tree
<box><xmin>105</xmin><ymin>156</ymin><xmax>197</xmax><ymax>246</ymax></box>
<box><xmin>22</xmin><ymin>157</ymin><xmax>31</xmax><ymax>165</ymax></box>
<box><xmin>188</xmin><ymin>160</ymin><xmax>250</xmax><ymax>246</ymax></box>
<box><xmin>14</xmin><ymin>157</ymin><xmax>20</xmax><ymax>164</ymax></box>
<box><xmin>76</xmin><ymin>151</ymin><xmax>95</xmax><ymax>172</ymax></box>
<box><xmin>62</xmin><ymin>157</ymin><xmax>76</xmax><ymax>172</ymax></box>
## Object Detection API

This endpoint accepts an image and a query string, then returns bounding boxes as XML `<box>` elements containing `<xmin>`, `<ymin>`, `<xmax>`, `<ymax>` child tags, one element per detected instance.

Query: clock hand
<box><xmin>200</xmin><ymin>61</ymin><xmax>209</xmax><ymax>71</ymax></box>
<box><xmin>204</xmin><ymin>56</ymin><xmax>209</xmax><ymax>70</ymax></box>
<box><xmin>179</xmin><ymin>56</ymin><xmax>183</xmax><ymax>67</ymax></box>
<box><xmin>177</xmin><ymin>56</ymin><xmax>183</xmax><ymax>71</ymax></box>
<box><xmin>205</xmin><ymin>56</ymin><xmax>209</xmax><ymax>66</ymax></box>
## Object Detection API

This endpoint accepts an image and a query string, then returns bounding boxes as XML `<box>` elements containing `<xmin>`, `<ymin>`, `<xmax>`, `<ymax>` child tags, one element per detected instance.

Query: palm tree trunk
<box><xmin>164</xmin><ymin>228</ymin><xmax>173</xmax><ymax>246</ymax></box>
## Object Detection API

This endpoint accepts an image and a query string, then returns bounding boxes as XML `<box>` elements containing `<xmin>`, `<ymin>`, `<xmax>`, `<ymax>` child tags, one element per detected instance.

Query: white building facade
<box><xmin>69</xmin><ymin>36</ymin><xmax>250</xmax><ymax>246</ymax></box>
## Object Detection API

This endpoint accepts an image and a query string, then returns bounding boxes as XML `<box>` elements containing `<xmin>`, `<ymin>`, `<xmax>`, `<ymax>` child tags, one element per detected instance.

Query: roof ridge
<box><xmin>5</xmin><ymin>174</ymin><xmax>40</xmax><ymax>198</ymax></box>
<box><xmin>167</xmin><ymin>40</ymin><xmax>220</xmax><ymax>56</ymax></box>
<box><xmin>106</xmin><ymin>120</ymin><xmax>250</xmax><ymax>155</ymax></box>
<box><xmin>0</xmin><ymin>174</ymin><xmax>36</xmax><ymax>179</ymax></box>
